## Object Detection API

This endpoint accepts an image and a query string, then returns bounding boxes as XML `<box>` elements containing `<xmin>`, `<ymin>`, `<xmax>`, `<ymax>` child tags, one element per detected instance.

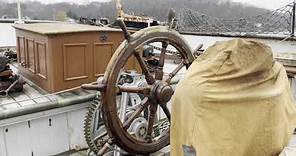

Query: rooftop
<box><xmin>13</xmin><ymin>23</ymin><xmax>121</xmax><ymax>35</ymax></box>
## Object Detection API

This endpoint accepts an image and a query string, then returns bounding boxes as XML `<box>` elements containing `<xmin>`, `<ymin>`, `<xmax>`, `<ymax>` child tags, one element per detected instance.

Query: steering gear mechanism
<box><xmin>82</xmin><ymin>19</ymin><xmax>195</xmax><ymax>155</ymax></box>
<box><xmin>84</xmin><ymin>72</ymin><xmax>145</xmax><ymax>156</ymax></box>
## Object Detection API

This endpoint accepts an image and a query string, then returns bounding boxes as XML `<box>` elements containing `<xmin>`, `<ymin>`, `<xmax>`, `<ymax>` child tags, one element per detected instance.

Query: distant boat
<box><xmin>115</xmin><ymin>0</ymin><xmax>159</xmax><ymax>29</ymax></box>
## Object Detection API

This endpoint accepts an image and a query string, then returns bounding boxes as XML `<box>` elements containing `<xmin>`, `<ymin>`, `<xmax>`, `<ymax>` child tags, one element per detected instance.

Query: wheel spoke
<box><xmin>160</xmin><ymin>104</ymin><xmax>171</xmax><ymax>121</ymax></box>
<box><xmin>146</xmin><ymin>104</ymin><xmax>158</xmax><ymax>142</ymax></box>
<box><xmin>134</xmin><ymin>50</ymin><xmax>156</xmax><ymax>84</ymax></box>
<box><xmin>92</xmin><ymin>131</ymin><xmax>108</xmax><ymax>142</ymax></box>
<box><xmin>118</xmin><ymin>86</ymin><xmax>151</xmax><ymax>95</ymax></box>
<box><xmin>123</xmin><ymin>98</ymin><xmax>150</xmax><ymax>130</ymax></box>
<box><xmin>155</xmin><ymin>42</ymin><xmax>168</xmax><ymax>80</ymax></box>
<box><xmin>165</xmin><ymin>60</ymin><xmax>185</xmax><ymax>83</ymax></box>
<box><xmin>159</xmin><ymin>42</ymin><xmax>168</xmax><ymax>66</ymax></box>
<box><xmin>97</xmin><ymin>138</ymin><xmax>113</xmax><ymax>156</ymax></box>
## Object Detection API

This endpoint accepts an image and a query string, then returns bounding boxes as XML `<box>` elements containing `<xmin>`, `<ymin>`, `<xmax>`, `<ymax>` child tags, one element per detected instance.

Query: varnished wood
<box><xmin>14</xmin><ymin>24</ymin><xmax>137</xmax><ymax>93</ymax></box>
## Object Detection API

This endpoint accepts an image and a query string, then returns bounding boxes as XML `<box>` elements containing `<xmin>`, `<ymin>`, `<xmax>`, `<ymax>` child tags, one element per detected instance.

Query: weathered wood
<box><xmin>14</xmin><ymin>23</ymin><xmax>128</xmax><ymax>93</ymax></box>
<box><xmin>0</xmin><ymin>70</ymin><xmax>12</xmax><ymax>77</ymax></box>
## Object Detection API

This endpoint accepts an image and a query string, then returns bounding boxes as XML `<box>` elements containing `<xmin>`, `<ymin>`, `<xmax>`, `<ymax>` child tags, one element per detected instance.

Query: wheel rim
<box><xmin>101</xmin><ymin>26</ymin><xmax>194</xmax><ymax>154</ymax></box>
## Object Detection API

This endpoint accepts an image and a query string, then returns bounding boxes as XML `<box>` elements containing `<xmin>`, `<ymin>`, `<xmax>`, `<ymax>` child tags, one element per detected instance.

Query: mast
<box><xmin>116</xmin><ymin>0</ymin><xmax>124</xmax><ymax>18</ymax></box>
<box><xmin>16</xmin><ymin>0</ymin><xmax>24</xmax><ymax>23</ymax></box>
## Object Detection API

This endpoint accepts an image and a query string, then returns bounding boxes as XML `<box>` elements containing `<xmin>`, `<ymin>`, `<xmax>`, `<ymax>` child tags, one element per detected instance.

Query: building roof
<box><xmin>13</xmin><ymin>22</ymin><xmax>121</xmax><ymax>35</ymax></box>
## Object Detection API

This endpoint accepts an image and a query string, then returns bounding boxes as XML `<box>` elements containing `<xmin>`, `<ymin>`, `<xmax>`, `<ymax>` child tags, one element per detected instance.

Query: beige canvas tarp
<box><xmin>171</xmin><ymin>39</ymin><xmax>296</xmax><ymax>156</ymax></box>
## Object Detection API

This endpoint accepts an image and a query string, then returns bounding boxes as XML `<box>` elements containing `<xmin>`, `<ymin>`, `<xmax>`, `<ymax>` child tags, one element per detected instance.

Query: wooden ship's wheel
<box><xmin>82</xmin><ymin>19</ymin><xmax>195</xmax><ymax>155</ymax></box>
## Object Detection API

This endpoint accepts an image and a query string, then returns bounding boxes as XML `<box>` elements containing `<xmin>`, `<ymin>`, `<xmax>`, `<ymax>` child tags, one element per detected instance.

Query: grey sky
<box><xmin>2</xmin><ymin>0</ymin><xmax>294</xmax><ymax>10</ymax></box>
<box><xmin>3</xmin><ymin>0</ymin><xmax>110</xmax><ymax>5</ymax></box>
<box><xmin>232</xmin><ymin>0</ymin><xmax>293</xmax><ymax>10</ymax></box>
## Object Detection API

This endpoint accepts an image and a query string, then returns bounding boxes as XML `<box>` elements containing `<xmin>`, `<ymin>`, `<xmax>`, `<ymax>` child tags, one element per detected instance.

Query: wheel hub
<box><xmin>151</xmin><ymin>81</ymin><xmax>174</xmax><ymax>104</ymax></box>
<box><xmin>128</xmin><ymin>117</ymin><xmax>148</xmax><ymax>140</ymax></box>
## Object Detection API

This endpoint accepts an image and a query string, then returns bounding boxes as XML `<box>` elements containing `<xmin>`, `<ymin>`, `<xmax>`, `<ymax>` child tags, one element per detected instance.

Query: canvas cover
<box><xmin>171</xmin><ymin>39</ymin><xmax>296</xmax><ymax>156</ymax></box>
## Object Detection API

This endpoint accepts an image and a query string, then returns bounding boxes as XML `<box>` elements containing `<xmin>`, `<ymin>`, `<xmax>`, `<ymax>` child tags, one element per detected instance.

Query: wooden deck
<box><xmin>0</xmin><ymin>84</ymin><xmax>53</xmax><ymax>110</ymax></box>
<box><xmin>0</xmin><ymin>79</ymin><xmax>97</xmax><ymax>121</ymax></box>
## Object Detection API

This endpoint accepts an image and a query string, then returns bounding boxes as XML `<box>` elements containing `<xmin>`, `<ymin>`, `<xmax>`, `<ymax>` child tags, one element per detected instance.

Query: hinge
<box><xmin>49</xmin><ymin>118</ymin><xmax>52</xmax><ymax>126</ymax></box>
<box><xmin>28</xmin><ymin>121</ymin><xmax>31</xmax><ymax>128</ymax></box>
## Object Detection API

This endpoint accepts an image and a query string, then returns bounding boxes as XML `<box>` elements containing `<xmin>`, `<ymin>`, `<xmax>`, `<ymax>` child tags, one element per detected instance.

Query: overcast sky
<box><xmin>232</xmin><ymin>0</ymin><xmax>293</xmax><ymax>10</ymax></box>
<box><xmin>1</xmin><ymin>0</ymin><xmax>294</xmax><ymax>10</ymax></box>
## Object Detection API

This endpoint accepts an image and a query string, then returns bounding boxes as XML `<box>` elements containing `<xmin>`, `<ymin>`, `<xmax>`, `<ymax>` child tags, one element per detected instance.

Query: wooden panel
<box><xmin>4</xmin><ymin>122</ymin><xmax>32</xmax><ymax>156</ymax></box>
<box><xmin>15</xmin><ymin>29</ymin><xmax>124</xmax><ymax>93</ymax></box>
<box><xmin>63</xmin><ymin>43</ymin><xmax>88</xmax><ymax>81</ymax></box>
<box><xmin>0</xmin><ymin>128</ymin><xmax>7</xmax><ymax>156</ymax></box>
<box><xmin>15</xmin><ymin>29</ymin><xmax>51</xmax><ymax>92</ymax></box>
<box><xmin>17</xmin><ymin>36</ymin><xmax>26</xmax><ymax>66</ymax></box>
<box><xmin>36</xmin><ymin>42</ymin><xmax>47</xmax><ymax>79</ymax></box>
<box><xmin>30</xmin><ymin>115</ymin><xmax>69</xmax><ymax>156</ymax></box>
<box><xmin>26</xmin><ymin>38</ymin><xmax>36</xmax><ymax>73</ymax></box>
<box><xmin>93</xmin><ymin>43</ymin><xmax>113</xmax><ymax>76</ymax></box>
<box><xmin>124</xmin><ymin>51</ymin><xmax>141</xmax><ymax>72</ymax></box>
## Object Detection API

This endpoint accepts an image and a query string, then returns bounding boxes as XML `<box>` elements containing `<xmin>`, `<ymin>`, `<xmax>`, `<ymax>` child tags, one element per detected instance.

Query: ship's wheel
<box><xmin>82</xmin><ymin>19</ymin><xmax>195</xmax><ymax>155</ymax></box>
